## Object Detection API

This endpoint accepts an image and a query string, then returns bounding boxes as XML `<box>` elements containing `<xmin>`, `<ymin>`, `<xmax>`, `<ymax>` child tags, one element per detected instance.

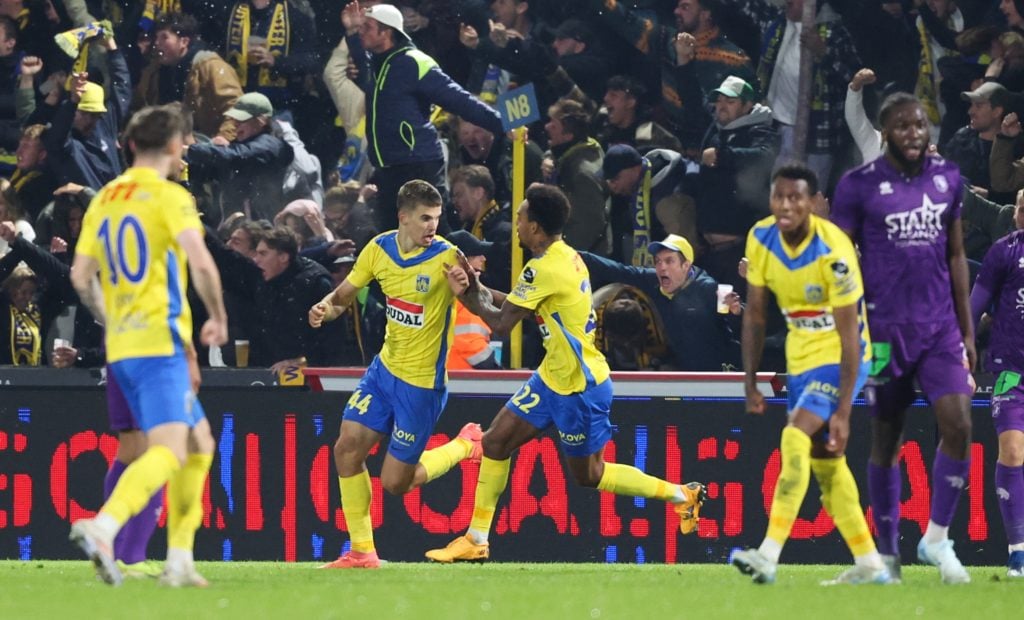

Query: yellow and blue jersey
<box><xmin>508</xmin><ymin>240</ymin><xmax>610</xmax><ymax>394</ymax></box>
<box><xmin>745</xmin><ymin>214</ymin><xmax>871</xmax><ymax>376</ymax></box>
<box><xmin>347</xmin><ymin>231</ymin><xmax>458</xmax><ymax>390</ymax></box>
<box><xmin>76</xmin><ymin>168</ymin><xmax>201</xmax><ymax>363</ymax></box>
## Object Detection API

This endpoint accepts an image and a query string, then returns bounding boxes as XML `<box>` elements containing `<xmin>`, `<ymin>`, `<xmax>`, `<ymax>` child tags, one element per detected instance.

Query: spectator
<box><xmin>10</xmin><ymin>124</ymin><xmax>58</xmax><ymax>222</ymax></box>
<box><xmin>134</xmin><ymin>12</ymin><xmax>242</xmax><ymax>140</ymax></box>
<box><xmin>550</xmin><ymin>18</ymin><xmax>610</xmax><ymax>103</ymax></box>
<box><xmin>590</xmin><ymin>0</ymin><xmax>757</xmax><ymax>148</ymax></box>
<box><xmin>0</xmin><ymin>15</ymin><xmax>22</xmax><ymax>152</ymax></box>
<box><xmin>43</xmin><ymin>33</ymin><xmax>131</xmax><ymax>189</ymax></box>
<box><xmin>446</xmin><ymin>230</ymin><xmax>498</xmax><ymax>370</ymax></box>
<box><xmin>543</xmin><ymin>98</ymin><xmax>609</xmax><ymax>255</ymax></box>
<box><xmin>602</xmin><ymin>144</ymin><xmax>694</xmax><ymax>266</ymax></box>
<box><xmin>944</xmin><ymin>81</ymin><xmax>1017</xmax><ymax>204</ymax></box>
<box><xmin>0</xmin><ymin>185</ymin><xmax>34</xmax><ymax>254</ymax></box>
<box><xmin>185</xmin><ymin>92</ymin><xmax>294</xmax><ymax>222</ymax></box>
<box><xmin>961</xmin><ymin>186</ymin><xmax>1021</xmax><ymax>262</ymax></box>
<box><xmin>580</xmin><ymin>233</ymin><xmax>742</xmax><ymax>371</ymax></box>
<box><xmin>734</xmin><ymin>0</ymin><xmax>860</xmax><ymax>189</ymax></box>
<box><xmin>596</xmin><ymin>75</ymin><xmax>682</xmax><ymax>154</ymax></box>
<box><xmin>690</xmin><ymin>75</ymin><xmax>779</xmax><ymax>295</ymax></box>
<box><xmin>223</xmin><ymin>0</ymin><xmax>319</xmax><ymax>112</ymax></box>
<box><xmin>226</xmin><ymin>218</ymin><xmax>272</xmax><ymax>259</ymax></box>
<box><xmin>914</xmin><ymin>0</ymin><xmax>965</xmax><ymax>144</ymax></box>
<box><xmin>596</xmin><ymin>295</ymin><xmax>668</xmax><ymax>371</ymax></box>
<box><xmin>449</xmin><ymin>115</ymin><xmax>544</xmax><ymax>207</ymax></box>
<box><xmin>206</xmin><ymin>225</ymin><xmax>346</xmax><ymax>370</ymax></box>
<box><xmin>322</xmin><ymin>183</ymin><xmax>378</xmax><ymax>253</ymax></box>
<box><xmin>449</xmin><ymin>165</ymin><xmax>511</xmax><ymax>290</ymax></box>
<box><xmin>343</xmin><ymin>2</ymin><xmax>503</xmax><ymax>231</ymax></box>
<box><xmin>274</xmin><ymin>198</ymin><xmax>331</xmax><ymax>250</ymax></box>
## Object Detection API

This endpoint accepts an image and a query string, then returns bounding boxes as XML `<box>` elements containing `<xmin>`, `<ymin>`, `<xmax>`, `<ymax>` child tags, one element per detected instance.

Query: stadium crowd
<box><xmin>0</xmin><ymin>0</ymin><xmax>1021</xmax><ymax>375</ymax></box>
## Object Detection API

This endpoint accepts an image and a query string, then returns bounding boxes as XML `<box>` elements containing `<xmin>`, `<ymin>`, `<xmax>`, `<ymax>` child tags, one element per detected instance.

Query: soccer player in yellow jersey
<box><xmin>732</xmin><ymin>165</ymin><xmax>893</xmax><ymax>585</ymax></box>
<box><xmin>426</xmin><ymin>183</ymin><xmax>706</xmax><ymax>563</ymax></box>
<box><xmin>67</xmin><ymin>104</ymin><xmax>229</xmax><ymax>587</ymax></box>
<box><xmin>308</xmin><ymin>180</ymin><xmax>483</xmax><ymax>569</ymax></box>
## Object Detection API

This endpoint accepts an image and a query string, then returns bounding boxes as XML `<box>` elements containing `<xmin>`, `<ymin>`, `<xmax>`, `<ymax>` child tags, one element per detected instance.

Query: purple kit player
<box><xmin>104</xmin><ymin>368</ymin><xmax>164</xmax><ymax>577</ymax></box>
<box><xmin>969</xmin><ymin>196</ymin><xmax>1024</xmax><ymax>577</ymax></box>
<box><xmin>831</xmin><ymin>92</ymin><xmax>975</xmax><ymax>585</ymax></box>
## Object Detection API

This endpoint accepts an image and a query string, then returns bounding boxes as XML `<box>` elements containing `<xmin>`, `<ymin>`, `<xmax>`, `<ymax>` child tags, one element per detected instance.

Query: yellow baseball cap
<box><xmin>78</xmin><ymin>82</ymin><xmax>106</xmax><ymax>113</ymax></box>
<box><xmin>647</xmin><ymin>234</ymin><xmax>694</xmax><ymax>263</ymax></box>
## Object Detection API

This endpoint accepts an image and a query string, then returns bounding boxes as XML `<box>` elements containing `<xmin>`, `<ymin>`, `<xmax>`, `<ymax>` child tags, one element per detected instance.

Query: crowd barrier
<box><xmin>0</xmin><ymin>368</ymin><xmax>1005</xmax><ymax>564</ymax></box>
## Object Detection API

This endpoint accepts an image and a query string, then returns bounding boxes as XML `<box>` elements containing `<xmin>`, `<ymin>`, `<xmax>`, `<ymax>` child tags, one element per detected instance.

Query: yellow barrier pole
<box><xmin>510</xmin><ymin>126</ymin><xmax>525</xmax><ymax>369</ymax></box>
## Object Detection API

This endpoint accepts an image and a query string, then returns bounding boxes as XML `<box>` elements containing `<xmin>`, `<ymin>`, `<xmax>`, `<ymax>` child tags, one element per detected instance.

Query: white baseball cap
<box><xmin>365</xmin><ymin>4</ymin><xmax>409</xmax><ymax>41</ymax></box>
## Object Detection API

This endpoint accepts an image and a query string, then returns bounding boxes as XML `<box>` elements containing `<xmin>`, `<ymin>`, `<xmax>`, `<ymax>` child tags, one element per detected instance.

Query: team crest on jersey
<box><xmin>933</xmin><ymin>174</ymin><xmax>949</xmax><ymax>193</ymax></box>
<box><xmin>386</xmin><ymin>297</ymin><xmax>425</xmax><ymax>328</ymax></box>
<box><xmin>879</xmin><ymin>181</ymin><xmax>893</xmax><ymax>195</ymax></box>
<box><xmin>804</xmin><ymin>285</ymin><xmax>824</xmax><ymax>304</ymax></box>
<box><xmin>416</xmin><ymin>274</ymin><xmax>430</xmax><ymax>293</ymax></box>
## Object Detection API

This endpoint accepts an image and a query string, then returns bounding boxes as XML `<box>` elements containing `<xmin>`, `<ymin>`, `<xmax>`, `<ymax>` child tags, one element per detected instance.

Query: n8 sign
<box><xmin>498</xmin><ymin>84</ymin><xmax>540</xmax><ymax>131</ymax></box>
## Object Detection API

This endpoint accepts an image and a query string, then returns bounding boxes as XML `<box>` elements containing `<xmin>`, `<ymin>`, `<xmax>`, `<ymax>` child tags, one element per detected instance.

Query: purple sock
<box><xmin>996</xmin><ymin>463</ymin><xmax>1024</xmax><ymax>545</ymax></box>
<box><xmin>930</xmin><ymin>451</ymin><xmax>970</xmax><ymax>528</ymax></box>
<box><xmin>114</xmin><ymin>489</ymin><xmax>163</xmax><ymax>564</ymax></box>
<box><xmin>104</xmin><ymin>460</ymin><xmax>127</xmax><ymax>500</ymax></box>
<box><xmin>868</xmin><ymin>462</ymin><xmax>902</xmax><ymax>555</ymax></box>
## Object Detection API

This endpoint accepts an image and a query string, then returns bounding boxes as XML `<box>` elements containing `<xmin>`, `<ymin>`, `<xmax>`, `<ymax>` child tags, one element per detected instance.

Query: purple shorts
<box><xmin>992</xmin><ymin>371</ymin><xmax>1024</xmax><ymax>436</ymax></box>
<box><xmin>105</xmin><ymin>366</ymin><xmax>139</xmax><ymax>432</ymax></box>
<box><xmin>866</xmin><ymin>321</ymin><xmax>973</xmax><ymax>418</ymax></box>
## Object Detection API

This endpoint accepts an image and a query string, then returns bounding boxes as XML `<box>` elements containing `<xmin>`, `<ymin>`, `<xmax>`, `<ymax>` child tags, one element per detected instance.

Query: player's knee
<box><xmin>381</xmin><ymin>476</ymin><xmax>413</xmax><ymax>496</ymax></box>
<box><xmin>999</xmin><ymin>434</ymin><xmax>1024</xmax><ymax>466</ymax></box>
<box><xmin>481</xmin><ymin>432</ymin><xmax>513</xmax><ymax>460</ymax></box>
<box><xmin>572</xmin><ymin>467</ymin><xmax>603</xmax><ymax>488</ymax></box>
<box><xmin>939</xmin><ymin>415</ymin><xmax>972</xmax><ymax>453</ymax></box>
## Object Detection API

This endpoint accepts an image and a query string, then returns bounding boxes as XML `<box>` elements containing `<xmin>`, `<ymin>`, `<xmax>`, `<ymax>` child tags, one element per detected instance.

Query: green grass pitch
<box><xmin>1</xmin><ymin>561</ymin><xmax>1021</xmax><ymax>619</ymax></box>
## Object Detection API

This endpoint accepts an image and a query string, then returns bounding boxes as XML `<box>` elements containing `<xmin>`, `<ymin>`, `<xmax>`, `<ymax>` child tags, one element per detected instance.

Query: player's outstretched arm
<box><xmin>178</xmin><ymin>229</ymin><xmax>229</xmax><ymax>347</ymax></box>
<box><xmin>742</xmin><ymin>283</ymin><xmax>767</xmax><ymax>415</ymax></box>
<box><xmin>828</xmin><ymin>302</ymin><xmax>861</xmax><ymax>455</ymax></box>
<box><xmin>69</xmin><ymin>253</ymin><xmax>106</xmax><ymax>326</ymax></box>
<box><xmin>310</xmin><ymin>280</ymin><xmax>358</xmax><ymax>328</ymax></box>
<box><xmin>947</xmin><ymin>218</ymin><xmax>977</xmax><ymax>371</ymax></box>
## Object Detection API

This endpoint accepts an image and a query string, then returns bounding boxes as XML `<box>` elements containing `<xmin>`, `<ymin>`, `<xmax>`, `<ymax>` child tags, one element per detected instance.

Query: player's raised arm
<box><xmin>310</xmin><ymin>279</ymin><xmax>359</xmax><ymax>328</ymax></box>
<box><xmin>741</xmin><ymin>281</ymin><xmax>767</xmax><ymax>415</ymax></box>
<box><xmin>178</xmin><ymin>228</ymin><xmax>228</xmax><ymax>347</ymax></box>
<box><xmin>946</xmin><ymin>217</ymin><xmax>977</xmax><ymax>371</ymax></box>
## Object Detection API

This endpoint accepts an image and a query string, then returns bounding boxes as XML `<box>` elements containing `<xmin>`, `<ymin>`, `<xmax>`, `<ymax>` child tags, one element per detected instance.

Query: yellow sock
<box><xmin>765</xmin><ymin>426</ymin><xmax>812</xmax><ymax>546</ymax></box>
<box><xmin>596</xmin><ymin>462</ymin><xmax>679</xmax><ymax>501</ymax></box>
<box><xmin>419</xmin><ymin>437</ymin><xmax>473</xmax><ymax>483</ymax></box>
<box><xmin>811</xmin><ymin>456</ymin><xmax>877</xmax><ymax>557</ymax></box>
<box><xmin>167</xmin><ymin>453</ymin><xmax>214</xmax><ymax>551</ymax></box>
<box><xmin>468</xmin><ymin>457</ymin><xmax>511</xmax><ymax>538</ymax></box>
<box><xmin>339</xmin><ymin>471</ymin><xmax>374</xmax><ymax>553</ymax></box>
<box><xmin>103</xmin><ymin>445</ymin><xmax>180</xmax><ymax>525</ymax></box>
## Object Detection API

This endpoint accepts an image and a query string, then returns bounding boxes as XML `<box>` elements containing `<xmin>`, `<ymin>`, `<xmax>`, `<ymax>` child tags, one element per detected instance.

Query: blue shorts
<box><xmin>787</xmin><ymin>360</ymin><xmax>871</xmax><ymax>421</ymax></box>
<box><xmin>343</xmin><ymin>357</ymin><xmax>448</xmax><ymax>464</ymax></box>
<box><xmin>505</xmin><ymin>373</ymin><xmax>613</xmax><ymax>458</ymax></box>
<box><xmin>108</xmin><ymin>351</ymin><xmax>205</xmax><ymax>432</ymax></box>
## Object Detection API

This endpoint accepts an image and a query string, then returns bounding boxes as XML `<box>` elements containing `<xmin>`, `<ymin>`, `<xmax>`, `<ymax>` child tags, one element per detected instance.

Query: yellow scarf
<box><xmin>10</xmin><ymin>168</ymin><xmax>41</xmax><ymax>193</ymax></box>
<box><xmin>227</xmin><ymin>1</ymin><xmax>290</xmax><ymax>89</ymax></box>
<box><xmin>915</xmin><ymin>14</ymin><xmax>960</xmax><ymax>126</ymax></box>
<box><xmin>630</xmin><ymin>160</ymin><xmax>653</xmax><ymax>267</ymax></box>
<box><xmin>140</xmin><ymin>0</ymin><xmax>182</xmax><ymax>30</ymax></box>
<box><xmin>9</xmin><ymin>303</ymin><xmax>41</xmax><ymax>366</ymax></box>
<box><xmin>470</xmin><ymin>200</ymin><xmax>502</xmax><ymax>240</ymax></box>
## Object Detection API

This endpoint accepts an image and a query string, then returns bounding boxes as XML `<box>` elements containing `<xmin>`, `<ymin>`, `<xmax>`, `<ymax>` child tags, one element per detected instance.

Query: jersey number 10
<box><xmin>98</xmin><ymin>216</ymin><xmax>149</xmax><ymax>285</ymax></box>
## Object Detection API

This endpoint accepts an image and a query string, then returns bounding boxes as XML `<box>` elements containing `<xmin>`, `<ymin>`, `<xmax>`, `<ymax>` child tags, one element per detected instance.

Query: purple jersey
<box><xmin>831</xmin><ymin>155</ymin><xmax>962</xmax><ymax>325</ymax></box>
<box><xmin>975</xmin><ymin>230</ymin><xmax>1024</xmax><ymax>372</ymax></box>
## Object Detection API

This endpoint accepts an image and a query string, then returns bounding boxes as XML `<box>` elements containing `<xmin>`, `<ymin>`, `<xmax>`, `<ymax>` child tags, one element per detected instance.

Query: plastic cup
<box><xmin>716</xmin><ymin>284</ymin><xmax>734</xmax><ymax>314</ymax></box>
<box><xmin>235</xmin><ymin>340</ymin><xmax>250</xmax><ymax>368</ymax></box>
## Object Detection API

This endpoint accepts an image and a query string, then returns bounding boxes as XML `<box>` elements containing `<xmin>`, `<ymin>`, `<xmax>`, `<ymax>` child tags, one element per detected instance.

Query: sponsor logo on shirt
<box><xmin>884</xmin><ymin>194</ymin><xmax>947</xmax><ymax>247</ymax></box>
<box><xmin>386</xmin><ymin>296</ymin><xmax>424</xmax><ymax>328</ymax></box>
<box><xmin>784</xmin><ymin>309</ymin><xmax>835</xmax><ymax>331</ymax></box>
<box><xmin>537</xmin><ymin>315</ymin><xmax>551</xmax><ymax>339</ymax></box>
<box><xmin>523</xmin><ymin>267</ymin><xmax>536</xmax><ymax>283</ymax></box>
<box><xmin>1018</xmin><ymin>257</ymin><xmax>1024</xmax><ymax>270</ymax></box>
<box><xmin>1016</xmin><ymin>288</ymin><xmax>1024</xmax><ymax>318</ymax></box>
<box><xmin>878</xmin><ymin>181</ymin><xmax>893</xmax><ymax>195</ymax></box>
<box><xmin>830</xmin><ymin>259</ymin><xmax>856</xmax><ymax>295</ymax></box>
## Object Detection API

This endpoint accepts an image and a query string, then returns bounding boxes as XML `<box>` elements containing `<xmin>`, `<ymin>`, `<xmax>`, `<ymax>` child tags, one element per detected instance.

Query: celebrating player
<box><xmin>68</xmin><ymin>104</ymin><xmax>229</xmax><ymax>587</ymax></box>
<box><xmin>309</xmin><ymin>180</ymin><xmax>483</xmax><ymax>569</ymax></box>
<box><xmin>426</xmin><ymin>183</ymin><xmax>706</xmax><ymax>563</ymax></box>
<box><xmin>732</xmin><ymin>165</ymin><xmax>892</xmax><ymax>585</ymax></box>
<box><xmin>969</xmin><ymin>196</ymin><xmax>1024</xmax><ymax>577</ymax></box>
<box><xmin>831</xmin><ymin>92</ymin><xmax>975</xmax><ymax>584</ymax></box>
